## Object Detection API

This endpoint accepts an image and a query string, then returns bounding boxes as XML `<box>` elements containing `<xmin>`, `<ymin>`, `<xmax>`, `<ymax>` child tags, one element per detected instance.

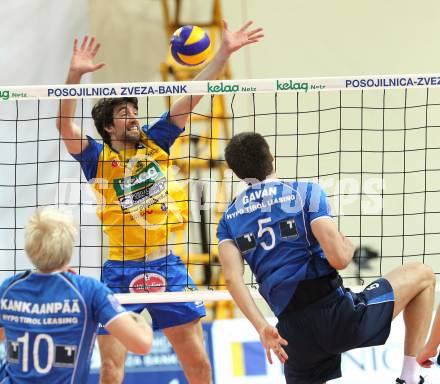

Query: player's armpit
<box><xmin>311</xmin><ymin>217</ymin><xmax>354</xmax><ymax>270</ymax></box>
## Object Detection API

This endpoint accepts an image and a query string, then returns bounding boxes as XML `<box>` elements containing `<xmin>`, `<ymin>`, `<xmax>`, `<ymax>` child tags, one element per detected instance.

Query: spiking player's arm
<box><xmin>169</xmin><ymin>20</ymin><xmax>264</xmax><ymax>129</ymax></box>
<box><xmin>218</xmin><ymin>240</ymin><xmax>288</xmax><ymax>365</ymax></box>
<box><xmin>311</xmin><ymin>218</ymin><xmax>355</xmax><ymax>270</ymax></box>
<box><xmin>56</xmin><ymin>36</ymin><xmax>105</xmax><ymax>154</ymax></box>
<box><xmin>0</xmin><ymin>327</ymin><xmax>4</xmax><ymax>341</ymax></box>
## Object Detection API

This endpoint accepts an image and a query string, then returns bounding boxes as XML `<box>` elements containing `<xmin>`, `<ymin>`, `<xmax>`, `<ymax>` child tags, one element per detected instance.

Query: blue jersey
<box><xmin>0</xmin><ymin>271</ymin><xmax>126</xmax><ymax>383</ymax></box>
<box><xmin>217</xmin><ymin>179</ymin><xmax>336</xmax><ymax>316</ymax></box>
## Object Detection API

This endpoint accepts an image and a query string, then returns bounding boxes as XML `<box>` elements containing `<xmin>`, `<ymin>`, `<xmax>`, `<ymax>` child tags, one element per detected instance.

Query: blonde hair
<box><xmin>24</xmin><ymin>208</ymin><xmax>77</xmax><ymax>273</ymax></box>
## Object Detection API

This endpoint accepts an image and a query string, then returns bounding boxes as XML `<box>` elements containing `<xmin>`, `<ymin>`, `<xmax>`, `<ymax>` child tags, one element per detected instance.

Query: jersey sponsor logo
<box><xmin>129</xmin><ymin>273</ymin><xmax>167</xmax><ymax>293</ymax></box>
<box><xmin>279</xmin><ymin>219</ymin><xmax>298</xmax><ymax>238</ymax></box>
<box><xmin>235</xmin><ymin>233</ymin><xmax>257</xmax><ymax>253</ymax></box>
<box><xmin>113</xmin><ymin>162</ymin><xmax>168</xmax><ymax>212</ymax></box>
<box><xmin>54</xmin><ymin>345</ymin><xmax>77</xmax><ymax>367</ymax></box>
<box><xmin>118</xmin><ymin>178</ymin><xmax>167</xmax><ymax>211</ymax></box>
<box><xmin>1</xmin><ymin>298</ymin><xmax>81</xmax><ymax>315</ymax></box>
<box><xmin>111</xmin><ymin>159</ymin><xmax>120</xmax><ymax>168</ymax></box>
<box><xmin>113</xmin><ymin>162</ymin><xmax>162</xmax><ymax>195</ymax></box>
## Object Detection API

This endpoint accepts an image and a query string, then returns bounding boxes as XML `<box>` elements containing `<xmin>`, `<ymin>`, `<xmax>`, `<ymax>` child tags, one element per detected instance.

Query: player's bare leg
<box><xmin>385</xmin><ymin>262</ymin><xmax>435</xmax><ymax>354</ymax></box>
<box><xmin>385</xmin><ymin>262</ymin><xmax>435</xmax><ymax>384</ymax></box>
<box><xmin>163</xmin><ymin>318</ymin><xmax>212</xmax><ymax>384</ymax></box>
<box><xmin>98</xmin><ymin>334</ymin><xmax>128</xmax><ymax>384</ymax></box>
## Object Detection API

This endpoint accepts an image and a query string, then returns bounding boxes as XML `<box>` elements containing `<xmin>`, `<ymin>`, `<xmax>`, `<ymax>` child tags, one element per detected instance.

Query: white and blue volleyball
<box><xmin>170</xmin><ymin>25</ymin><xmax>212</xmax><ymax>66</ymax></box>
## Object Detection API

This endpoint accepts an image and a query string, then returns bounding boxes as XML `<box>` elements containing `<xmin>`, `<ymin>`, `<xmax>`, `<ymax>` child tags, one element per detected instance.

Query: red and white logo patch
<box><xmin>129</xmin><ymin>273</ymin><xmax>167</xmax><ymax>293</ymax></box>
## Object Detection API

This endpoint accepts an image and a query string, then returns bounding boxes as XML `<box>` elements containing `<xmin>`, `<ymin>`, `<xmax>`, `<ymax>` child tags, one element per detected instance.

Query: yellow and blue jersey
<box><xmin>217</xmin><ymin>180</ymin><xmax>335</xmax><ymax>316</ymax></box>
<box><xmin>72</xmin><ymin>113</ymin><xmax>188</xmax><ymax>261</ymax></box>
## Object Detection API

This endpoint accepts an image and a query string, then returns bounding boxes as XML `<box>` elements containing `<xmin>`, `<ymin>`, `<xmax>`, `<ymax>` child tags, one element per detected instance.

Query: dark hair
<box><xmin>224</xmin><ymin>132</ymin><xmax>274</xmax><ymax>182</ymax></box>
<box><xmin>91</xmin><ymin>97</ymin><xmax>138</xmax><ymax>145</ymax></box>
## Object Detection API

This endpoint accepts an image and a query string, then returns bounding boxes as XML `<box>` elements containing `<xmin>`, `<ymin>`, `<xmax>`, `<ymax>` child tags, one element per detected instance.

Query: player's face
<box><xmin>111</xmin><ymin>103</ymin><xmax>140</xmax><ymax>144</ymax></box>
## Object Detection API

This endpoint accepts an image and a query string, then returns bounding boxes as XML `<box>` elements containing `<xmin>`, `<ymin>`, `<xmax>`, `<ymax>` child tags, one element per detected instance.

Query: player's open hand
<box><xmin>220</xmin><ymin>20</ymin><xmax>264</xmax><ymax>56</ymax></box>
<box><xmin>69</xmin><ymin>36</ymin><xmax>105</xmax><ymax>76</ymax></box>
<box><xmin>258</xmin><ymin>324</ymin><xmax>288</xmax><ymax>364</ymax></box>
<box><xmin>417</xmin><ymin>343</ymin><xmax>438</xmax><ymax>368</ymax></box>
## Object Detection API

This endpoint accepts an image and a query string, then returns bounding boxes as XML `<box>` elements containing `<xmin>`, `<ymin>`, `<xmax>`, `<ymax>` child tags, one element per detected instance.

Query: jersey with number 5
<box><xmin>0</xmin><ymin>271</ymin><xmax>126</xmax><ymax>383</ymax></box>
<box><xmin>217</xmin><ymin>179</ymin><xmax>335</xmax><ymax>316</ymax></box>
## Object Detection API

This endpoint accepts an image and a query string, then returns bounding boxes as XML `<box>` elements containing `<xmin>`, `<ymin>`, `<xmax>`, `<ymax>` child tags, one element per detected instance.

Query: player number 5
<box><xmin>257</xmin><ymin>217</ymin><xmax>276</xmax><ymax>251</ymax></box>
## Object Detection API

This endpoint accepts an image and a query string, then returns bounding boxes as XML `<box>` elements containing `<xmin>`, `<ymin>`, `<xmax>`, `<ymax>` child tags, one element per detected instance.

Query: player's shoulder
<box><xmin>0</xmin><ymin>271</ymin><xmax>32</xmax><ymax>293</ymax></box>
<box><xmin>56</xmin><ymin>272</ymin><xmax>107</xmax><ymax>294</ymax></box>
<box><xmin>289</xmin><ymin>180</ymin><xmax>325</xmax><ymax>194</ymax></box>
<box><xmin>222</xmin><ymin>196</ymin><xmax>238</xmax><ymax>217</ymax></box>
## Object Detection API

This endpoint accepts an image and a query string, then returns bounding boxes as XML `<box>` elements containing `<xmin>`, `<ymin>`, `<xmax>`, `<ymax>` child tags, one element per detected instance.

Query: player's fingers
<box><xmin>247</xmin><ymin>27</ymin><xmax>264</xmax><ymax>38</ymax></box>
<box><xmin>248</xmin><ymin>33</ymin><xmax>264</xmax><ymax>41</ymax></box>
<box><xmin>91</xmin><ymin>43</ymin><xmax>101</xmax><ymax>57</ymax></box>
<box><xmin>278</xmin><ymin>348</ymin><xmax>288</xmax><ymax>362</ymax></box>
<box><xmin>80</xmin><ymin>36</ymin><xmax>88</xmax><ymax>51</ymax></box>
<box><xmin>242</xmin><ymin>38</ymin><xmax>262</xmax><ymax>47</ymax></box>
<box><xmin>266</xmin><ymin>348</ymin><xmax>273</xmax><ymax>365</ymax></box>
<box><xmin>73</xmin><ymin>38</ymin><xmax>78</xmax><ymax>52</ymax></box>
<box><xmin>87</xmin><ymin>36</ymin><xmax>96</xmax><ymax>52</ymax></box>
<box><xmin>239</xmin><ymin>20</ymin><xmax>253</xmax><ymax>32</ymax></box>
<box><xmin>223</xmin><ymin>19</ymin><xmax>229</xmax><ymax>31</ymax></box>
<box><xmin>279</xmin><ymin>337</ymin><xmax>288</xmax><ymax>346</ymax></box>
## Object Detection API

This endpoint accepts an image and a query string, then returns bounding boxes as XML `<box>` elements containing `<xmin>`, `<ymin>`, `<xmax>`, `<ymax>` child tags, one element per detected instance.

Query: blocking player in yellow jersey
<box><xmin>56</xmin><ymin>21</ymin><xmax>264</xmax><ymax>384</ymax></box>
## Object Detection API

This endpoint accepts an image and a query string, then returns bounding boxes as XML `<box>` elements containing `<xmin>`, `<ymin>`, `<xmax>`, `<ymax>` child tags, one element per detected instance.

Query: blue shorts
<box><xmin>277</xmin><ymin>278</ymin><xmax>394</xmax><ymax>384</ymax></box>
<box><xmin>97</xmin><ymin>253</ymin><xmax>205</xmax><ymax>333</ymax></box>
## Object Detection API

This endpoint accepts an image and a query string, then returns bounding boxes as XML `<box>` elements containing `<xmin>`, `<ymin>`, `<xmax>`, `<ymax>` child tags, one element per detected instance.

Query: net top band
<box><xmin>2</xmin><ymin>73</ymin><xmax>440</xmax><ymax>101</ymax></box>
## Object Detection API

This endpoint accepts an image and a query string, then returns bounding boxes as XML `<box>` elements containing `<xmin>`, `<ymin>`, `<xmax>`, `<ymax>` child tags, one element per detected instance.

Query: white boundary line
<box><xmin>2</xmin><ymin>73</ymin><xmax>440</xmax><ymax>101</ymax></box>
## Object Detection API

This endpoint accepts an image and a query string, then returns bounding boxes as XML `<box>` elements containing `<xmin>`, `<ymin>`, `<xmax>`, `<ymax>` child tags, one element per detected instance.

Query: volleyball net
<box><xmin>1</xmin><ymin>74</ymin><xmax>440</xmax><ymax>304</ymax></box>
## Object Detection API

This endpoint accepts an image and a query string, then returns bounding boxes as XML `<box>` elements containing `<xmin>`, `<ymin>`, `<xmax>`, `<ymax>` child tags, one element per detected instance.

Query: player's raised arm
<box><xmin>56</xmin><ymin>36</ymin><xmax>105</xmax><ymax>154</ymax></box>
<box><xmin>169</xmin><ymin>20</ymin><xmax>264</xmax><ymax>128</ymax></box>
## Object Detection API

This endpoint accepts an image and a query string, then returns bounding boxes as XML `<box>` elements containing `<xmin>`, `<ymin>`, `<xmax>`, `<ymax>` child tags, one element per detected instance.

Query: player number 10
<box><xmin>16</xmin><ymin>332</ymin><xmax>55</xmax><ymax>374</ymax></box>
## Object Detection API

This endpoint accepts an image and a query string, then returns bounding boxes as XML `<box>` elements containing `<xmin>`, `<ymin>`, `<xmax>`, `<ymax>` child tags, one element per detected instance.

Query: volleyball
<box><xmin>170</xmin><ymin>25</ymin><xmax>212</xmax><ymax>66</ymax></box>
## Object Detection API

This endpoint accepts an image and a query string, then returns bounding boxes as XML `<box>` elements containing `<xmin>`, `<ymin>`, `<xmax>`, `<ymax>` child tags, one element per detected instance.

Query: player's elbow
<box><xmin>224</xmin><ymin>272</ymin><xmax>243</xmax><ymax>287</ymax></box>
<box><xmin>131</xmin><ymin>337</ymin><xmax>152</xmax><ymax>355</ymax></box>
<box><xmin>327</xmin><ymin>249</ymin><xmax>353</xmax><ymax>270</ymax></box>
<box><xmin>329</xmin><ymin>257</ymin><xmax>350</xmax><ymax>270</ymax></box>
<box><xmin>128</xmin><ymin>332</ymin><xmax>152</xmax><ymax>355</ymax></box>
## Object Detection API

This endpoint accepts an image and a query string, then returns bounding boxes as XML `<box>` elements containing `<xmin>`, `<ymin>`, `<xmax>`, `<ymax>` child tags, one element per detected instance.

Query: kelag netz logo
<box><xmin>0</xmin><ymin>90</ymin><xmax>10</xmax><ymax>100</ymax></box>
<box><xmin>207</xmin><ymin>82</ymin><xmax>256</xmax><ymax>93</ymax></box>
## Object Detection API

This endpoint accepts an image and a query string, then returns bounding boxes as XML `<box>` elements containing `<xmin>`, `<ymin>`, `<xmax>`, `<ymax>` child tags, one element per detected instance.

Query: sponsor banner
<box><xmin>2</xmin><ymin>73</ymin><xmax>440</xmax><ymax>101</ymax></box>
<box><xmin>88</xmin><ymin>323</ymin><xmax>214</xmax><ymax>384</ymax></box>
<box><xmin>211</xmin><ymin>316</ymin><xmax>440</xmax><ymax>384</ymax></box>
<box><xmin>212</xmin><ymin>318</ymin><xmax>284</xmax><ymax>383</ymax></box>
